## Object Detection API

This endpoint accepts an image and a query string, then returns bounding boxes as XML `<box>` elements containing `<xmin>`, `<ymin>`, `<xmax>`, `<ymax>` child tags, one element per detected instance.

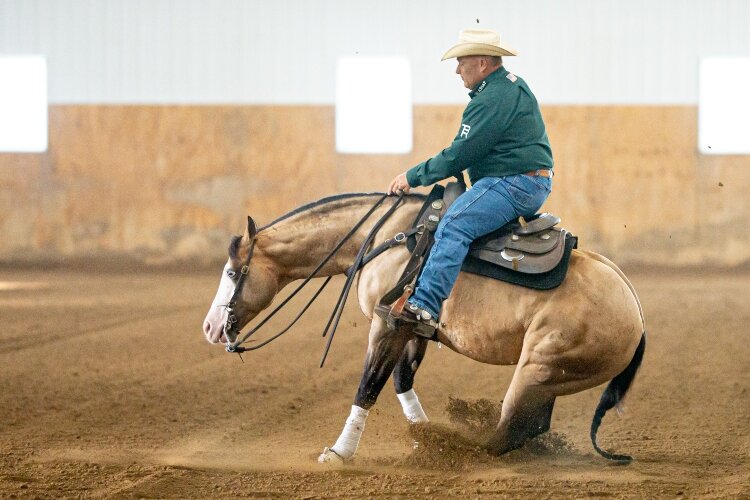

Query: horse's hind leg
<box><xmin>392</xmin><ymin>337</ymin><xmax>429</xmax><ymax>423</ymax></box>
<box><xmin>318</xmin><ymin>317</ymin><xmax>410</xmax><ymax>463</ymax></box>
<box><xmin>485</xmin><ymin>366</ymin><xmax>556</xmax><ymax>455</ymax></box>
<box><xmin>527</xmin><ymin>398</ymin><xmax>555</xmax><ymax>439</ymax></box>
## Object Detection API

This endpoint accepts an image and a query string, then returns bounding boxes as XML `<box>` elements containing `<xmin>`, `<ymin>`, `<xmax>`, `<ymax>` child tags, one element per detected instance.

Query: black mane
<box><xmin>228</xmin><ymin>234</ymin><xmax>243</xmax><ymax>260</ymax></box>
<box><xmin>259</xmin><ymin>192</ymin><xmax>425</xmax><ymax>230</ymax></box>
<box><xmin>227</xmin><ymin>192</ymin><xmax>427</xmax><ymax>258</ymax></box>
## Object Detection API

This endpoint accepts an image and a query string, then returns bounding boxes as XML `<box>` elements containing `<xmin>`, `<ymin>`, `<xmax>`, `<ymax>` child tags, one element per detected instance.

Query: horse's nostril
<box><xmin>203</xmin><ymin>320</ymin><xmax>212</xmax><ymax>336</ymax></box>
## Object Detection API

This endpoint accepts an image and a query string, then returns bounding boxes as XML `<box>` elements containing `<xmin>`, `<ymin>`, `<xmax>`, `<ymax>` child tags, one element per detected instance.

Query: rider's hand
<box><xmin>387</xmin><ymin>172</ymin><xmax>411</xmax><ymax>195</ymax></box>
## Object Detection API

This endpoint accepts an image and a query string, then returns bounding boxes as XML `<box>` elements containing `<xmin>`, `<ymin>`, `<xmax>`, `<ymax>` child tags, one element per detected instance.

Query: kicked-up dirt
<box><xmin>1</xmin><ymin>265</ymin><xmax>749</xmax><ymax>498</ymax></box>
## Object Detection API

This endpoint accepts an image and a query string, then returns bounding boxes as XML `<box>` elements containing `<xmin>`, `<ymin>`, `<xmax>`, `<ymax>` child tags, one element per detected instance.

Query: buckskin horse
<box><xmin>202</xmin><ymin>191</ymin><xmax>646</xmax><ymax>463</ymax></box>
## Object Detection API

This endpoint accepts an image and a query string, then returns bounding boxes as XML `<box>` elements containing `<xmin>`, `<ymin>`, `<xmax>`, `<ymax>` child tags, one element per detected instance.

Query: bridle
<box><xmin>222</xmin><ymin>238</ymin><xmax>257</xmax><ymax>343</ymax></box>
<box><xmin>222</xmin><ymin>192</ymin><xmax>405</xmax><ymax>366</ymax></box>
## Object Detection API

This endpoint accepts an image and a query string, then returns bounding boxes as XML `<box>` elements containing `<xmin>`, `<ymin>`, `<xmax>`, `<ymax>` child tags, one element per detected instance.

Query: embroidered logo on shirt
<box><xmin>506</xmin><ymin>73</ymin><xmax>517</xmax><ymax>82</ymax></box>
<box><xmin>460</xmin><ymin>124</ymin><xmax>471</xmax><ymax>138</ymax></box>
<box><xmin>475</xmin><ymin>81</ymin><xmax>487</xmax><ymax>94</ymax></box>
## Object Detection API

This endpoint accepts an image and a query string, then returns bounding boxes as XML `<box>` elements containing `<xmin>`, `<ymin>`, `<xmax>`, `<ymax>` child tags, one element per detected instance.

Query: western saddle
<box><xmin>368</xmin><ymin>177</ymin><xmax>577</xmax><ymax>338</ymax></box>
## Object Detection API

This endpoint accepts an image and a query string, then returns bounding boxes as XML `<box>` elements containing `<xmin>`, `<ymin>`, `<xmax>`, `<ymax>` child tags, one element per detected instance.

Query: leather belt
<box><xmin>524</xmin><ymin>169</ymin><xmax>553</xmax><ymax>178</ymax></box>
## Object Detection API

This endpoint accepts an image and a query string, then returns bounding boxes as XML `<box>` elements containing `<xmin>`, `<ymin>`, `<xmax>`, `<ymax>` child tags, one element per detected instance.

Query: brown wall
<box><xmin>1</xmin><ymin>105</ymin><xmax>748</xmax><ymax>266</ymax></box>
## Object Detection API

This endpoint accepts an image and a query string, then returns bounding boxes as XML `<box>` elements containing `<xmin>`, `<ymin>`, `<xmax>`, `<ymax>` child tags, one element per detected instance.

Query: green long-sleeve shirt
<box><xmin>406</xmin><ymin>66</ymin><xmax>553</xmax><ymax>187</ymax></box>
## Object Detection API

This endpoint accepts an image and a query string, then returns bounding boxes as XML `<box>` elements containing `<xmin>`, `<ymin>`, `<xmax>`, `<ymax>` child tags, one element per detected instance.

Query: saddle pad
<box><xmin>461</xmin><ymin>233</ymin><xmax>578</xmax><ymax>290</ymax></box>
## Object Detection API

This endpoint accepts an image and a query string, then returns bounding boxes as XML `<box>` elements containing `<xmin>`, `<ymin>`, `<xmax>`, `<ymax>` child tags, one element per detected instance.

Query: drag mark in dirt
<box><xmin>398</xmin><ymin>397</ymin><xmax>578</xmax><ymax>471</ymax></box>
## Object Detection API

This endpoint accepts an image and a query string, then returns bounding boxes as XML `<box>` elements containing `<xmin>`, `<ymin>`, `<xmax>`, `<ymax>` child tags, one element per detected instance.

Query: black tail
<box><xmin>590</xmin><ymin>332</ymin><xmax>646</xmax><ymax>462</ymax></box>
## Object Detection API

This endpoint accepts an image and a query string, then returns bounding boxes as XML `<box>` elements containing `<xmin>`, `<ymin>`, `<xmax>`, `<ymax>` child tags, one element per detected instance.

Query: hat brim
<box><xmin>441</xmin><ymin>42</ymin><xmax>518</xmax><ymax>61</ymax></box>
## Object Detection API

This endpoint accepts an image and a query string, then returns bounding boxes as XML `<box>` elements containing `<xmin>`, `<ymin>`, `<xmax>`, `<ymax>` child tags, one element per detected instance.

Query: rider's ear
<box><xmin>241</xmin><ymin>216</ymin><xmax>257</xmax><ymax>245</ymax></box>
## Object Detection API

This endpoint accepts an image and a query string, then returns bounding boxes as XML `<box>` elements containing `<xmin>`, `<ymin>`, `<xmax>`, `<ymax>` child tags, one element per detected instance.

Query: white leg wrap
<box><xmin>330</xmin><ymin>405</ymin><xmax>369</xmax><ymax>459</ymax></box>
<box><xmin>397</xmin><ymin>389</ymin><xmax>429</xmax><ymax>423</ymax></box>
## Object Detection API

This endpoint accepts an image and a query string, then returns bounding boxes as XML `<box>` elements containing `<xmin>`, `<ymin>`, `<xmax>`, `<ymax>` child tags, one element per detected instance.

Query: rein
<box><xmin>224</xmin><ymin>193</ymin><xmax>405</xmax><ymax>359</ymax></box>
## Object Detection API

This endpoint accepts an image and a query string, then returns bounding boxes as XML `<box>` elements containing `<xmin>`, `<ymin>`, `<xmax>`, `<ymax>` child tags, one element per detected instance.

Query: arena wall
<box><xmin>1</xmin><ymin>105</ymin><xmax>748</xmax><ymax>267</ymax></box>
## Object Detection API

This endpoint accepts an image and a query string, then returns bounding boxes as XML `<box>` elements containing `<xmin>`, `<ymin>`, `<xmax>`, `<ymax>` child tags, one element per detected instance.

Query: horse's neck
<box><xmin>256</xmin><ymin>195</ymin><xmax>420</xmax><ymax>282</ymax></box>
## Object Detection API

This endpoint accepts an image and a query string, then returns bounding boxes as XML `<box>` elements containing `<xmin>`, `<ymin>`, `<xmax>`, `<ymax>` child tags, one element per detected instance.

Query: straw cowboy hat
<box><xmin>441</xmin><ymin>28</ymin><xmax>518</xmax><ymax>60</ymax></box>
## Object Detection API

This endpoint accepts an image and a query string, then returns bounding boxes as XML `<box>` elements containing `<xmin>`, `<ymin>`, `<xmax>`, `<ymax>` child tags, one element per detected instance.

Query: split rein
<box><xmin>223</xmin><ymin>193</ymin><xmax>406</xmax><ymax>367</ymax></box>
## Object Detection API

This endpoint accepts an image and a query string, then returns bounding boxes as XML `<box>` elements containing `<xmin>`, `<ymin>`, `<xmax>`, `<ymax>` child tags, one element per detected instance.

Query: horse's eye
<box><xmin>227</xmin><ymin>269</ymin><xmax>236</xmax><ymax>279</ymax></box>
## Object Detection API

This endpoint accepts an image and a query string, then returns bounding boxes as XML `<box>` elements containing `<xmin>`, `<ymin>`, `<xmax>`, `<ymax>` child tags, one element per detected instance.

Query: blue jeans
<box><xmin>408</xmin><ymin>174</ymin><xmax>552</xmax><ymax>318</ymax></box>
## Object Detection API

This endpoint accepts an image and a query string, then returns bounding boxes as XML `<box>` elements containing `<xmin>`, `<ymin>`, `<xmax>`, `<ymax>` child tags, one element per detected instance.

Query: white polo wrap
<box><xmin>397</xmin><ymin>389</ymin><xmax>429</xmax><ymax>423</ymax></box>
<box><xmin>331</xmin><ymin>405</ymin><xmax>369</xmax><ymax>459</ymax></box>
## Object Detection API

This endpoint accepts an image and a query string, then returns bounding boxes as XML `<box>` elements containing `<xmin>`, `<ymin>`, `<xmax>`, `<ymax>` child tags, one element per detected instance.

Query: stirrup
<box><xmin>374</xmin><ymin>303</ymin><xmax>404</xmax><ymax>331</ymax></box>
<box><xmin>374</xmin><ymin>303</ymin><xmax>438</xmax><ymax>339</ymax></box>
<box><xmin>374</xmin><ymin>303</ymin><xmax>392</xmax><ymax>320</ymax></box>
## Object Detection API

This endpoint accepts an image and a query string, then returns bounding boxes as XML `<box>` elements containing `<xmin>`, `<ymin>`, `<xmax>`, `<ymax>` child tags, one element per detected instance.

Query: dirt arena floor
<box><xmin>1</xmin><ymin>263</ymin><xmax>749</xmax><ymax>499</ymax></box>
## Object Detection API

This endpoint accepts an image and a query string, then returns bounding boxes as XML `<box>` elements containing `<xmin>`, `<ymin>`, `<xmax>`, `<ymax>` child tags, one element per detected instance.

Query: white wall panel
<box><xmin>1</xmin><ymin>0</ymin><xmax>749</xmax><ymax>104</ymax></box>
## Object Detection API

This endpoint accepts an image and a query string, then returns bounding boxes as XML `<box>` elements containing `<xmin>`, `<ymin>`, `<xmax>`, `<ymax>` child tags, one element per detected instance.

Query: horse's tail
<box><xmin>590</xmin><ymin>332</ymin><xmax>646</xmax><ymax>462</ymax></box>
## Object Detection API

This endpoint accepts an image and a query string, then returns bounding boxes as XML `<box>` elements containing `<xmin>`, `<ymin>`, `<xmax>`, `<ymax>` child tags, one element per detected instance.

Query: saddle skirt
<box><xmin>469</xmin><ymin>213</ymin><xmax>567</xmax><ymax>274</ymax></box>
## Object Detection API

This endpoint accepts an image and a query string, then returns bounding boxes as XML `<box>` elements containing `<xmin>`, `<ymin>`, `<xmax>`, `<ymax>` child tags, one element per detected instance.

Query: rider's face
<box><xmin>456</xmin><ymin>56</ymin><xmax>485</xmax><ymax>90</ymax></box>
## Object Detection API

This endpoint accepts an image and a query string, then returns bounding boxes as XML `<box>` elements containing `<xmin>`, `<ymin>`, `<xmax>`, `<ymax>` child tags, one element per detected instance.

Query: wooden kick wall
<box><xmin>1</xmin><ymin>105</ymin><xmax>749</xmax><ymax>267</ymax></box>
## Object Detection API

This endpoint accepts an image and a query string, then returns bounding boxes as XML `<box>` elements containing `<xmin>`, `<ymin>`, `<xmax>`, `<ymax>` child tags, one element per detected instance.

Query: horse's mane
<box><xmin>228</xmin><ymin>234</ymin><xmax>243</xmax><ymax>260</ymax></box>
<box><xmin>228</xmin><ymin>192</ymin><xmax>427</xmax><ymax>260</ymax></box>
<box><xmin>259</xmin><ymin>192</ymin><xmax>426</xmax><ymax>231</ymax></box>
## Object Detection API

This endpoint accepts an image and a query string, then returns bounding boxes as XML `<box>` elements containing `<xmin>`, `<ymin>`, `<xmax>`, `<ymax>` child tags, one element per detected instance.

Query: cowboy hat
<box><xmin>441</xmin><ymin>29</ymin><xmax>518</xmax><ymax>60</ymax></box>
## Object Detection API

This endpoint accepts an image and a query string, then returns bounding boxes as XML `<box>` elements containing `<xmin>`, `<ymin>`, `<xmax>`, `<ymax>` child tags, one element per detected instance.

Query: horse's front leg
<box><xmin>393</xmin><ymin>337</ymin><xmax>430</xmax><ymax>423</ymax></box>
<box><xmin>318</xmin><ymin>317</ymin><xmax>409</xmax><ymax>463</ymax></box>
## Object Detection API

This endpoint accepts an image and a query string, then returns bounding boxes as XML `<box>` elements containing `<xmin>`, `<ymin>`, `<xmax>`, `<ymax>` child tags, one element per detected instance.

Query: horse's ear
<box><xmin>241</xmin><ymin>216</ymin><xmax>257</xmax><ymax>245</ymax></box>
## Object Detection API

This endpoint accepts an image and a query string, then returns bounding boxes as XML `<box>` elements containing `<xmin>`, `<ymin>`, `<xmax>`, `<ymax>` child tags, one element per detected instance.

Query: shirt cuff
<box><xmin>405</xmin><ymin>167</ymin><xmax>422</xmax><ymax>188</ymax></box>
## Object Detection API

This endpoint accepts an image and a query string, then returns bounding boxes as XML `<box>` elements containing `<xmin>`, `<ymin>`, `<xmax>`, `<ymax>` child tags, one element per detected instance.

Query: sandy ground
<box><xmin>1</xmin><ymin>265</ymin><xmax>749</xmax><ymax>499</ymax></box>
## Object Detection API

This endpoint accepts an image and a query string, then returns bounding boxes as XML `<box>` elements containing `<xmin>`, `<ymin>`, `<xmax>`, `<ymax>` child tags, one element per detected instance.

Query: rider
<box><xmin>387</xmin><ymin>28</ymin><xmax>554</xmax><ymax>334</ymax></box>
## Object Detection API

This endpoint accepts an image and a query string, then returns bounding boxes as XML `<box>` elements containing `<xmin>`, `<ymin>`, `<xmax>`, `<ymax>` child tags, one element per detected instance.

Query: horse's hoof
<box><xmin>483</xmin><ymin>438</ymin><xmax>511</xmax><ymax>457</ymax></box>
<box><xmin>317</xmin><ymin>447</ymin><xmax>345</xmax><ymax>466</ymax></box>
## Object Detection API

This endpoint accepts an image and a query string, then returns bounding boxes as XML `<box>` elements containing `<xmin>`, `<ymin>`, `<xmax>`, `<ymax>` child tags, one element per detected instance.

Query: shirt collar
<box><xmin>469</xmin><ymin>66</ymin><xmax>508</xmax><ymax>98</ymax></box>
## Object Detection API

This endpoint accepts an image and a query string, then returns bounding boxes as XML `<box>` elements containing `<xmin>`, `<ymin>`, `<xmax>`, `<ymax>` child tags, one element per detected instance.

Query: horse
<box><xmin>202</xmin><ymin>192</ymin><xmax>646</xmax><ymax>463</ymax></box>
